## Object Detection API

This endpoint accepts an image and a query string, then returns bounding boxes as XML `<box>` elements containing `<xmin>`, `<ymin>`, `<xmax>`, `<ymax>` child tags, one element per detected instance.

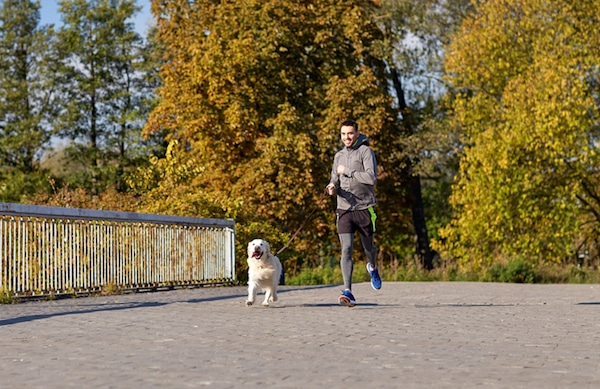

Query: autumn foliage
<box><xmin>438</xmin><ymin>0</ymin><xmax>600</xmax><ymax>269</ymax></box>
<box><xmin>138</xmin><ymin>0</ymin><xmax>402</xmax><ymax>275</ymax></box>
<box><xmin>8</xmin><ymin>0</ymin><xmax>600</xmax><ymax>279</ymax></box>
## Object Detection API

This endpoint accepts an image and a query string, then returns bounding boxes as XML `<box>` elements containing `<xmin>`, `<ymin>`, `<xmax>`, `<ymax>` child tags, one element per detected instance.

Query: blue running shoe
<box><xmin>367</xmin><ymin>263</ymin><xmax>382</xmax><ymax>290</ymax></box>
<box><xmin>338</xmin><ymin>289</ymin><xmax>356</xmax><ymax>307</ymax></box>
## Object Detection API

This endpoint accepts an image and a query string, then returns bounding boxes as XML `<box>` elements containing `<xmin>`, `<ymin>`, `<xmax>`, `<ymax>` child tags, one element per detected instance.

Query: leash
<box><xmin>276</xmin><ymin>189</ymin><xmax>329</xmax><ymax>255</ymax></box>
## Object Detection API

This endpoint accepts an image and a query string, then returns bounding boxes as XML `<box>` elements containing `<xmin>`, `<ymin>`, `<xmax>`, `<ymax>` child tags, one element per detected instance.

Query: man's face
<box><xmin>340</xmin><ymin>125</ymin><xmax>359</xmax><ymax>148</ymax></box>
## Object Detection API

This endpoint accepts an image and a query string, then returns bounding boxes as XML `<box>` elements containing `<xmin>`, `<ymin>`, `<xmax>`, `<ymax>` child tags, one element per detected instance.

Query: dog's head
<box><xmin>248</xmin><ymin>239</ymin><xmax>270</xmax><ymax>261</ymax></box>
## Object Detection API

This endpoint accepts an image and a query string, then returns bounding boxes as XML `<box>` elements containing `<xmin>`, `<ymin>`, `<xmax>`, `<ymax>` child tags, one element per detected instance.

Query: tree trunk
<box><xmin>409</xmin><ymin>172</ymin><xmax>433</xmax><ymax>269</ymax></box>
<box><xmin>389</xmin><ymin>67</ymin><xmax>434</xmax><ymax>270</ymax></box>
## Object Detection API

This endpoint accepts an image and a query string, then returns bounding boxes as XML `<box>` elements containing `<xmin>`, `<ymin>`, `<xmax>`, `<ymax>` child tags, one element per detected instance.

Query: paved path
<box><xmin>1</xmin><ymin>282</ymin><xmax>600</xmax><ymax>388</ymax></box>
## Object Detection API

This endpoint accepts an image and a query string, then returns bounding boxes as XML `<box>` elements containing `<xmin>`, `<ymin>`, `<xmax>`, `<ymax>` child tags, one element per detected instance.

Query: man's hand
<box><xmin>337</xmin><ymin>165</ymin><xmax>345</xmax><ymax>175</ymax></box>
<box><xmin>326</xmin><ymin>184</ymin><xmax>335</xmax><ymax>196</ymax></box>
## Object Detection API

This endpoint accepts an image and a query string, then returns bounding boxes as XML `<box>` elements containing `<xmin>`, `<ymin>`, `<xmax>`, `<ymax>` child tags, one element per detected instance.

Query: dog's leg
<box><xmin>271</xmin><ymin>282</ymin><xmax>278</xmax><ymax>302</ymax></box>
<box><xmin>271</xmin><ymin>290</ymin><xmax>278</xmax><ymax>302</ymax></box>
<box><xmin>262</xmin><ymin>288</ymin><xmax>272</xmax><ymax>306</ymax></box>
<box><xmin>246</xmin><ymin>284</ymin><xmax>256</xmax><ymax>307</ymax></box>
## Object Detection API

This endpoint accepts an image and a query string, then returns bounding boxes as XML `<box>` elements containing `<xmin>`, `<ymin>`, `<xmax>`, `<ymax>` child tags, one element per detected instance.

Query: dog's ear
<box><xmin>264</xmin><ymin>240</ymin><xmax>271</xmax><ymax>254</ymax></box>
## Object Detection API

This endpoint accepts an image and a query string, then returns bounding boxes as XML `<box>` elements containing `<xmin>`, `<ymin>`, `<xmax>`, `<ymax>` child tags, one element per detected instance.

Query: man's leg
<box><xmin>359</xmin><ymin>232</ymin><xmax>377</xmax><ymax>269</ymax></box>
<box><xmin>357</xmin><ymin>209</ymin><xmax>381</xmax><ymax>290</ymax></box>
<box><xmin>356</xmin><ymin>209</ymin><xmax>377</xmax><ymax>269</ymax></box>
<box><xmin>338</xmin><ymin>232</ymin><xmax>354</xmax><ymax>290</ymax></box>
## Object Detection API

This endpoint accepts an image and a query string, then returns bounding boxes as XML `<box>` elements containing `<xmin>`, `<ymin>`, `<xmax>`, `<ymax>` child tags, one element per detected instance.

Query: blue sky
<box><xmin>39</xmin><ymin>0</ymin><xmax>154</xmax><ymax>36</ymax></box>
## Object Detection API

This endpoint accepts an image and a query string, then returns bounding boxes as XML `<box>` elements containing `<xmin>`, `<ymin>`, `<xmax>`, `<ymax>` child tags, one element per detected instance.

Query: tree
<box><xmin>439</xmin><ymin>0</ymin><xmax>600</xmax><ymax>268</ymax></box>
<box><xmin>0</xmin><ymin>0</ymin><xmax>58</xmax><ymax>200</ymax></box>
<box><xmin>54</xmin><ymin>0</ymin><xmax>157</xmax><ymax>193</ymax></box>
<box><xmin>143</xmin><ymin>0</ymin><xmax>399</xmax><ymax>270</ymax></box>
<box><xmin>369</xmin><ymin>0</ymin><xmax>473</xmax><ymax>269</ymax></box>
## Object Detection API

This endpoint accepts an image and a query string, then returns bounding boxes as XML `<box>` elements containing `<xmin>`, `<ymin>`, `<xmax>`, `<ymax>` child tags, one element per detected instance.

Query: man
<box><xmin>326</xmin><ymin>120</ymin><xmax>381</xmax><ymax>307</ymax></box>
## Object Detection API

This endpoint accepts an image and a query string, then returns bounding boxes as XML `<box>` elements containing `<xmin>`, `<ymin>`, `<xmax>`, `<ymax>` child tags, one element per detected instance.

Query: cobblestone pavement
<box><xmin>1</xmin><ymin>282</ymin><xmax>600</xmax><ymax>388</ymax></box>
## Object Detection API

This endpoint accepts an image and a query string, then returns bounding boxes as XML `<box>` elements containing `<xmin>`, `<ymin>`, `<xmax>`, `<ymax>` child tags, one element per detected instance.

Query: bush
<box><xmin>484</xmin><ymin>258</ymin><xmax>535</xmax><ymax>283</ymax></box>
<box><xmin>286</xmin><ymin>265</ymin><xmax>340</xmax><ymax>286</ymax></box>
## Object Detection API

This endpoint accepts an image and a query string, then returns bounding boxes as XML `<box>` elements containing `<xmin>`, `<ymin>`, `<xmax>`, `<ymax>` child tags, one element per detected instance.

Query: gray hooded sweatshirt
<box><xmin>328</xmin><ymin>133</ymin><xmax>377</xmax><ymax>211</ymax></box>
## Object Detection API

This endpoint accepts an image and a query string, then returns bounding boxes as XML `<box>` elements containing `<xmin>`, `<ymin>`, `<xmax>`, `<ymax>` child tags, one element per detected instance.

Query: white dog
<box><xmin>246</xmin><ymin>239</ymin><xmax>282</xmax><ymax>307</ymax></box>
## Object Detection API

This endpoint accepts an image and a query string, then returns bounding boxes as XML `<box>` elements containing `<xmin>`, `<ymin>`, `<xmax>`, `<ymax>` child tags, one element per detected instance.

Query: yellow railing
<box><xmin>0</xmin><ymin>203</ymin><xmax>235</xmax><ymax>297</ymax></box>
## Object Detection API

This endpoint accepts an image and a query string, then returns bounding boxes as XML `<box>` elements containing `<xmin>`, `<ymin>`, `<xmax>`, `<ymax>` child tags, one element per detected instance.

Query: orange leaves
<box><xmin>142</xmin><ymin>0</ymin><xmax>398</xmax><ymax>267</ymax></box>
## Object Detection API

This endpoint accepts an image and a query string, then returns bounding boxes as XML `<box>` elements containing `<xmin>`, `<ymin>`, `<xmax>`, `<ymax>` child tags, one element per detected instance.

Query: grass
<box><xmin>285</xmin><ymin>258</ymin><xmax>600</xmax><ymax>286</ymax></box>
<box><xmin>0</xmin><ymin>288</ymin><xmax>16</xmax><ymax>304</ymax></box>
<box><xmin>100</xmin><ymin>282</ymin><xmax>122</xmax><ymax>296</ymax></box>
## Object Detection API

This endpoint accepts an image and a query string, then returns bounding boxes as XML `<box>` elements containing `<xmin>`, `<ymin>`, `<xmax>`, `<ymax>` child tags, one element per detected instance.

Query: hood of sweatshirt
<box><xmin>349</xmin><ymin>133</ymin><xmax>370</xmax><ymax>150</ymax></box>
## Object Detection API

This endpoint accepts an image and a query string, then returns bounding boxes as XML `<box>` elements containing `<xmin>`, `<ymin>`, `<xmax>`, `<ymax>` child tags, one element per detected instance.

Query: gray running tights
<box><xmin>339</xmin><ymin>232</ymin><xmax>377</xmax><ymax>291</ymax></box>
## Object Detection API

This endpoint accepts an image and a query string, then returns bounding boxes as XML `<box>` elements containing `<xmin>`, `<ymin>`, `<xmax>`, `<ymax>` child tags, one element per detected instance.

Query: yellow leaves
<box><xmin>143</xmin><ymin>0</ymin><xmax>409</xmax><ymax>267</ymax></box>
<box><xmin>441</xmin><ymin>0</ymin><xmax>600</xmax><ymax>266</ymax></box>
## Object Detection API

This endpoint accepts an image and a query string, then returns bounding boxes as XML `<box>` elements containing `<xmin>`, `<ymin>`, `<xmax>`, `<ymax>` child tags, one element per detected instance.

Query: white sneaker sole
<box><xmin>338</xmin><ymin>295</ymin><xmax>356</xmax><ymax>307</ymax></box>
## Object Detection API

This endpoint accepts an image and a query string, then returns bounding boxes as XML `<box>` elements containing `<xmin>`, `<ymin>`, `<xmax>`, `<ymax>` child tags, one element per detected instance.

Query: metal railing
<box><xmin>0</xmin><ymin>202</ymin><xmax>235</xmax><ymax>297</ymax></box>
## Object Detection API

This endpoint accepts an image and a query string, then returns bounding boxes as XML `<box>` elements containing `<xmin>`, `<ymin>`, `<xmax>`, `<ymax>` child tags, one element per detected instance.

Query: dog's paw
<box><xmin>270</xmin><ymin>296</ymin><xmax>278</xmax><ymax>302</ymax></box>
<box><xmin>261</xmin><ymin>301</ymin><xmax>270</xmax><ymax>307</ymax></box>
<box><xmin>245</xmin><ymin>300</ymin><xmax>253</xmax><ymax>307</ymax></box>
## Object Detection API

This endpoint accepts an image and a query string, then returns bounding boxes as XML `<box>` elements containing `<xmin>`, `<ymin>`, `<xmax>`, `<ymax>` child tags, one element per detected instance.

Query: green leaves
<box><xmin>440</xmin><ymin>0</ymin><xmax>600</xmax><ymax>267</ymax></box>
<box><xmin>54</xmin><ymin>0</ymin><xmax>157</xmax><ymax>192</ymax></box>
<box><xmin>0</xmin><ymin>0</ymin><xmax>54</xmax><ymax>174</ymax></box>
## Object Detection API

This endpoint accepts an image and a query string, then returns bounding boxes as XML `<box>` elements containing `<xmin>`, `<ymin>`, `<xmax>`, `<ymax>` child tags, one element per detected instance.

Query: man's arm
<box><xmin>337</xmin><ymin>148</ymin><xmax>377</xmax><ymax>185</ymax></box>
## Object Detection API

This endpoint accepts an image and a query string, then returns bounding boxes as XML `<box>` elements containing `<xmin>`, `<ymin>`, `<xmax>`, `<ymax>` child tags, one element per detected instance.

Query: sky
<box><xmin>39</xmin><ymin>0</ymin><xmax>154</xmax><ymax>36</ymax></box>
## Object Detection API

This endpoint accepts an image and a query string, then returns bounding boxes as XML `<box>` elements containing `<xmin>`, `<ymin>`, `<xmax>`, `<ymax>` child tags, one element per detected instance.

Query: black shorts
<box><xmin>336</xmin><ymin>208</ymin><xmax>376</xmax><ymax>235</ymax></box>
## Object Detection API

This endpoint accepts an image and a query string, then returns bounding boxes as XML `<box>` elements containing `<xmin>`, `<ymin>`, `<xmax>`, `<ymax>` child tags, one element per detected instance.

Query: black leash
<box><xmin>276</xmin><ymin>189</ymin><xmax>329</xmax><ymax>255</ymax></box>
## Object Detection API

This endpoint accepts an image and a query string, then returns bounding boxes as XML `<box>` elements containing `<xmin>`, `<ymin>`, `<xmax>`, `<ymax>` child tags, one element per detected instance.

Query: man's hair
<box><xmin>341</xmin><ymin>120</ymin><xmax>358</xmax><ymax>132</ymax></box>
